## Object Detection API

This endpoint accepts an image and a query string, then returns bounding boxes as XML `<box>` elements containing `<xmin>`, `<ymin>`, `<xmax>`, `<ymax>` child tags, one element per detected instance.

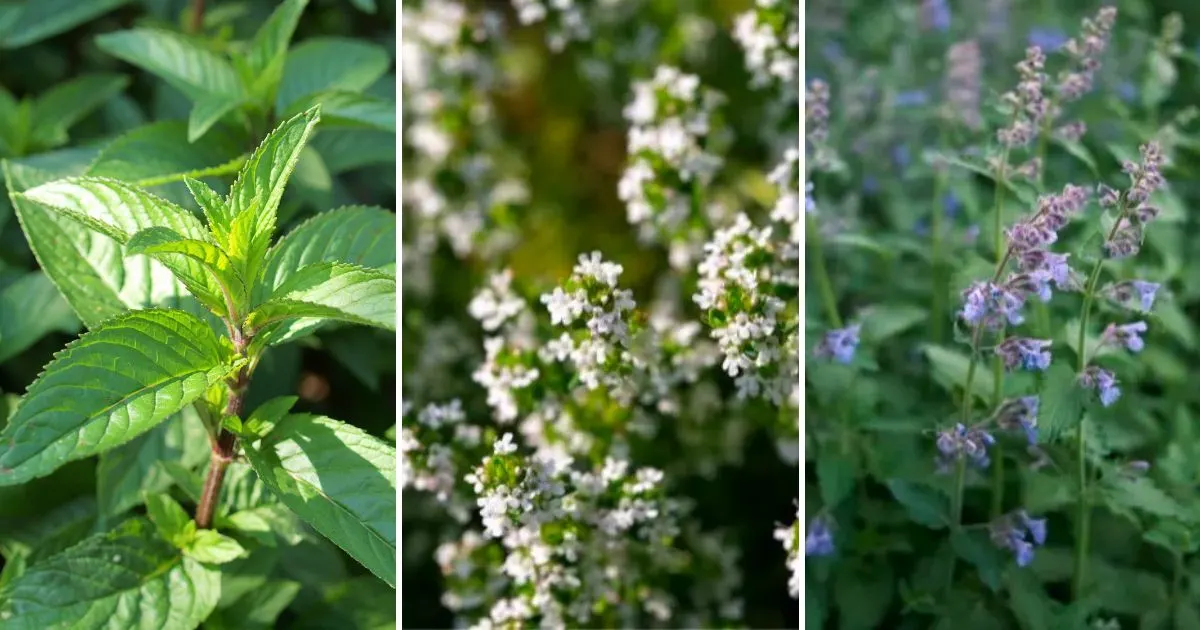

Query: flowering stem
<box><xmin>806</xmin><ymin>214</ymin><xmax>842</xmax><ymax>328</ymax></box>
<box><xmin>992</xmin><ymin>161</ymin><xmax>1008</xmax><ymax>261</ymax></box>
<box><xmin>1072</xmin><ymin>201</ymin><xmax>1128</xmax><ymax>599</ymax></box>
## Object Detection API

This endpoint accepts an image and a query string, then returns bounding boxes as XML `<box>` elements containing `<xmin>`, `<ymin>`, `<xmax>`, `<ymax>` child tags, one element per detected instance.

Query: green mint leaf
<box><xmin>184</xmin><ymin>176</ymin><xmax>234</xmax><ymax>244</ymax></box>
<box><xmin>0</xmin><ymin>309</ymin><xmax>236</xmax><ymax>486</ymax></box>
<box><xmin>259</xmin><ymin>205</ymin><xmax>396</xmax><ymax>296</ymax></box>
<box><xmin>242</xmin><ymin>414</ymin><xmax>396</xmax><ymax>587</ymax></box>
<box><xmin>0</xmin><ymin>271</ymin><xmax>81</xmax><ymax>364</ymax></box>
<box><xmin>276</xmin><ymin>37</ymin><xmax>390</xmax><ymax>113</ymax></box>
<box><xmin>87</xmin><ymin>121</ymin><xmax>245</xmax><ymax>187</ymax></box>
<box><xmin>284</xmin><ymin>91</ymin><xmax>394</xmax><ymax>132</ymax></box>
<box><xmin>207</xmin><ymin>579</ymin><xmax>301</xmax><ymax>630</ymax></box>
<box><xmin>18</xmin><ymin>176</ymin><xmax>229</xmax><ymax>313</ymax></box>
<box><xmin>0</xmin><ymin>518</ymin><xmax>219</xmax><ymax>628</ymax></box>
<box><xmin>18</xmin><ymin>176</ymin><xmax>208</xmax><ymax>244</ymax></box>
<box><xmin>145</xmin><ymin>492</ymin><xmax>191</xmax><ymax>544</ymax></box>
<box><xmin>5</xmin><ymin>161</ymin><xmax>181</xmax><ymax>328</ymax></box>
<box><xmin>0</xmin><ymin>497</ymin><xmax>97</xmax><ymax>563</ymax></box>
<box><xmin>243</xmin><ymin>395</ymin><xmax>299</xmax><ymax>438</ymax></box>
<box><xmin>187</xmin><ymin>93</ymin><xmax>246</xmax><ymax>143</ymax></box>
<box><xmin>29</xmin><ymin>74</ymin><xmax>129</xmax><ymax>149</ymax></box>
<box><xmin>95</xmin><ymin>29</ymin><xmax>241</xmax><ymax>102</ymax></box>
<box><xmin>242</xmin><ymin>0</ymin><xmax>309</xmax><ymax>101</ymax></box>
<box><xmin>220</xmin><ymin>504</ymin><xmax>304</xmax><ymax>548</ymax></box>
<box><xmin>225</xmin><ymin>106</ymin><xmax>322</xmax><ymax>282</ymax></box>
<box><xmin>96</xmin><ymin>406</ymin><xmax>209</xmax><ymax>519</ymax></box>
<box><xmin>183</xmin><ymin>529</ymin><xmax>246</xmax><ymax>565</ymax></box>
<box><xmin>126</xmin><ymin>226</ymin><xmax>247</xmax><ymax>317</ymax></box>
<box><xmin>309</xmin><ymin>129</ymin><xmax>395</xmax><ymax>173</ymax></box>
<box><xmin>160</xmin><ymin>461</ymin><xmax>204</xmax><ymax>504</ymax></box>
<box><xmin>0</xmin><ymin>0</ymin><xmax>131</xmax><ymax>50</ymax></box>
<box><xmin>217</xmin><ymin>462</ymin><xmax>279</xmax><ymax>516</ymax></box>
<box><xmin>246</xmin><ymin>262</ymin><xmax>396</xmax><ymax>344</ymax></box>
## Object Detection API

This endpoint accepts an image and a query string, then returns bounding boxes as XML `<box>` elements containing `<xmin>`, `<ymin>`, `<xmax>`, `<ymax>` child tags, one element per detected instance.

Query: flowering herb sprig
<box><xmin>732</xmin><ymin>0</ymin><xmax>799</xmax><ymax>93</ymax></box>
<box><xmin>1070</xmin><ymin>142</ymin><xmax>1166</xmax><ymax>597</ymax></box>
<box><xmin>620</xmin><ymin>66</ymin><xmax>728</xmax><ymax>269</ymax></box>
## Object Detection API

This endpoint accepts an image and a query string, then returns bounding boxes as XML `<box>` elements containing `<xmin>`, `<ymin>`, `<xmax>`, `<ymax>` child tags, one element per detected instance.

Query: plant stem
<box><xmin>990</xmin><ymin>350</ymin><xmax>1005</xmax><ymax>518</ymax></box>
<box><xmin>807</xmin><ymin>214</ymin><xmax>842</xmax><ymax>328</ymax></box>
<box><xmin>189</xmin><ymin>0</ymin><xmax>205</xmax><ymax>34</ymax></box>
<box><xmin>944</xmin><ymin>457</ymin><xmax>967</xmax><ymax>595</ymax></box>
<box><xmin>1172</xmin><ymin>554</ymin><xmax>1183</xmax><ymax>612</ymax></box>
<box><xmin>1072</xmin><ymin>201</ymin><xmax>1128</xmax><ymax>600</ymax></box>
<box><xmin>195</xmin><ymin>330</ymin><xmax>250</xmax><ymax>530</ymax></box>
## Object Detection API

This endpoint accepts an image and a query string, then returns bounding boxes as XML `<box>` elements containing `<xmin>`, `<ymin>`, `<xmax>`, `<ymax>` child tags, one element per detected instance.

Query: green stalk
<box><xmin>807</xmin><ymin>214</ymin><xmax>842</xmax><ymax>328</ymax></box>
<box><xmin>1072</xmin><ymin>198</ymin><xmax>1129</xmax><ymax>600</ymax></box>
<box><xmin>944</xmin><ymin>456</ymin><xmax>967</xmax><ymax>594</ymax></box>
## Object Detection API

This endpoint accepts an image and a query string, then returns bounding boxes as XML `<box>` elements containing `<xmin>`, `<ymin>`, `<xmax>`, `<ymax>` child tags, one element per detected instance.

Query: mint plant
<box><xmin>0</xmin><ymin>106</ymin><xmax>397</xmax><ymax>626</ymax></box>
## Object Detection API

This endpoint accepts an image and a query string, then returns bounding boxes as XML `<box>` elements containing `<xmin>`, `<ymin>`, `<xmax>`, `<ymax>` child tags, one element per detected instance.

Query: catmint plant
<box><xmin>0</xmin><ymin>107</ymin><xmax>398</xmax><ymax>626</ymax></box>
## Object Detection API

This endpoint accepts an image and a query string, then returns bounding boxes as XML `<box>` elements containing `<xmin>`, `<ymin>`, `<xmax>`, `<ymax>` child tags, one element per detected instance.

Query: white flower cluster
<box><xmin>400</xmin><ymin>399</ymin><xmax>482</xmax><ymax>523</ymax></box>
<box><xmin>732</xmin><ymin>0</ymin><xmax>800</xmax><ymax>90</ymax></box>
<box><xmin>768</xmin><ymin>145</ymin><xmax>802</xmax><ymax>284</ymax></box>
<box><xmin>402</xmin><ymin>1</ymin><xmax>527</xmax><ymax>261</ymax></box>
<box><xmin>694</xmin><ymin>213</ymin><xmax>796</xmax><ymax>403</ymax></box>
<box><xmin>511</xmin><ymin>0</ymin><xmax>589</xmax><ymax>52</ymax></box>
<box><xmin>539</xmin><ymin>252</ymin><xmax>639</xmax><ymax>397</ymax></box>
<box><xmin>436</xmin><ymin>434</ymin><xmax>687</xmax><ymax>628</ymax></box>
<box><xmin>773</xmin><ymin>509</ymin><xmax>801</xmax><ymax>599</ymax></box>
<box><xmin>619</xmin><ymin>66</ymin><xmax>726</xmax><ymax>269</ymax></box>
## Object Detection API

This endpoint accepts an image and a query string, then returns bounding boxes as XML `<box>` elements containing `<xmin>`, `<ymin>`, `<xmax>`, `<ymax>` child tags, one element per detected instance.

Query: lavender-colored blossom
<box><xmin>990</xmin><ymin>510</ymin><xmax>1048</xmax><ymax>567</ymax></box>
<box><xmin>1106</xmin><ymin>280</ymin><xmax>1159</xmax><ymax>312</ymax></box>
<box><xmin>805</xmin><ymin>181</ymin><xmax>816</xmax><ymax>214</ymax></box>
<box><xmin>995</xmin><ymin>396</ymin><xmax>1040</xmax><ymax>444</ymax></box>
<box><xmin>805</xmin><ymin>515</ymin><xmax>835</xmax><ymax>557</ymax></box>
<box><xmin>961</xmin><ymin>281</ymin><xmax>1026</xmax><ymax>329</ymax></box>
<box><xmin>814</xmin><ymin>324</ymin><xmax>861</xmax><ymax>364</ymax></box>
<box><xmin>1079</xmin><ymin>365</ymin><xmax>1120</xmax><ymax>406</ymax></box>
<box><xmin>936</xmin><ymin>423</ymin><xmax>995</xmax><ymax>471</ymax></box>
<box><xmin>1104</xmin><ymin>321</ymin><xmax>1147</xmax><ymax>353</ymax></box>
<box><xmin>996</xmin><ymin>338</ymin><xmax>1052</xmax><ymax>372</ymax></box>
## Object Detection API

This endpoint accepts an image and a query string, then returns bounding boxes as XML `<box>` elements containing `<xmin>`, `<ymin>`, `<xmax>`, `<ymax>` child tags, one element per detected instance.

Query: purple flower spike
<box><xmin>996</xmin><ymin>338</ymin><xmax>1052</xmax><ymax>372</ymax></box>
